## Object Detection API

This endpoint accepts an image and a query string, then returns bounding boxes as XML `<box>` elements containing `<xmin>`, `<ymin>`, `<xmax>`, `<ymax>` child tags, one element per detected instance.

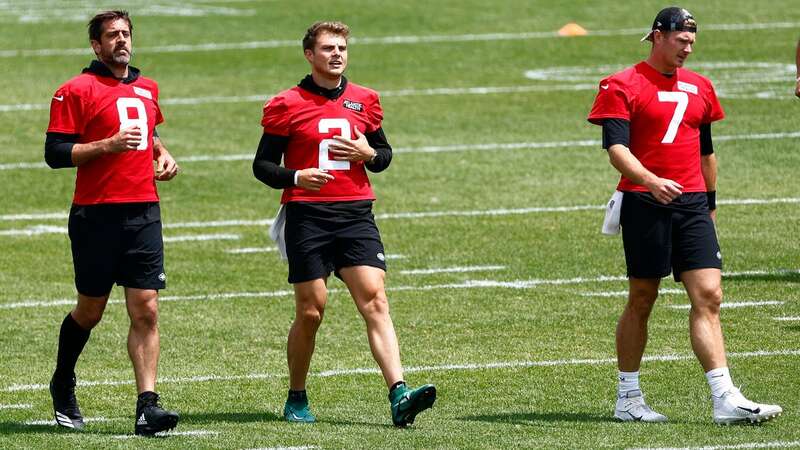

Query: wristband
<box><xmin>707</xmin><ymin>190</ymin><xmax>716</xmax><ymax>211</ymax></box>
<box><xmin>293</xmin><ymin>170</ymin><xmax>299</xmax><ymax>186</ymax></box>
<box><xmin>368</xmin><ymin>148</ymin><xmax>377</xmax><ymax>163</ymax></box>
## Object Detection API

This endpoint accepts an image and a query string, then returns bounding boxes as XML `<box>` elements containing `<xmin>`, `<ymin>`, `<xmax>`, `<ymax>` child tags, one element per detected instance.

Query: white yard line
<box><xmin>24</xmin><ymin>416</ymin><xmax>112</xmax><ymax>425</ymax></box>
<box><xmin>5</xmin><ymin>349</ymin><xmax>798</xmax><ymax>393</ymax></box>
<box><xmin>399</xmin><ymin>265</ymin><xmax>506</xmax><ymax>275</ymax></box>
<box><xmin>112</xmin><ymin>429</ymin><xmax>219</xmax><ymax>439</ymax></box>
<box><xmin>5</xmin><ymin>131</ymin><xmax>800</xmax><ymax>171</ymax></box>
<box><xmin>627</xmin><ymin>440</ymin><xmax>800</xmax><ymax>450</ymax></box>
<box><xmin>162</xmin><ymin>233</ymin><xmax>240</xmax><ymax>243</ymax></box>
<box><xmin>667</xmin><ymin>301</ymin><xmax>784</xmax><ymax>310</ymax></box>
<box><xmin>0</xmin><ymin>403</ymin><xmax>31</xmax><ymax>409</ymax></box>
<box><xmin>773</xmin><ymin>317</ymin><xmax>800</xmax><ymax>322</ymax></box>
<box><xmin>580</xmin><ymin>288</ymin><xmax>685</xmax><ymax>297</ymax></box>
<box><xmin>226</xmin><ymin>247</ymin><xmax>278</xmax><ymax>254</ymax></box>
<box><xmin>2</xmin><ymin>22</ymin><xmax>799</xmax><ymax>57</ymax></box>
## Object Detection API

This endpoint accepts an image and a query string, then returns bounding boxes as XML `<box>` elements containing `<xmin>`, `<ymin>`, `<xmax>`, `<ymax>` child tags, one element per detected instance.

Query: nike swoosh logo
<box><xmin>600</xmin><ymin>84</ymin><xmax>609</xmax><ymax>90</ymax></box>
<box><xmin>737</xmin><ymin>406</ymin><xmax>761</xmax><ymax>414</ymax></box>
<box><xmin>53</xmin><ymin>95</ymin><xmax>64</xmax><ymax>101</ymax></box>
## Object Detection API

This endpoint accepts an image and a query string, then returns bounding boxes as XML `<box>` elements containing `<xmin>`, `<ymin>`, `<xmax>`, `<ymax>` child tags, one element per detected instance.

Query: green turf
<box><xmin>1</xmin><ymin>0</ymin><xmax>799</xmax><ymax>448</ymax></box>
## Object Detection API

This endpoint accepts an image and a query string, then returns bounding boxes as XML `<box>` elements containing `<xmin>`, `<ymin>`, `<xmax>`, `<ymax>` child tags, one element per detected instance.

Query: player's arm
<box><xmin>44</xmin><ymin>127</ymin><xmax>144</xmax><ymax>168</ymax></box>
<box><xmin>700</xmin><ymin>123</ymin><xmax>717</xmax><ymax>219</ymax></box>
<box><xmin>364</xmin><ymin>127</ymin><xmax>392</xmax><ymax>172</ymax></box>
<box><xmin>327</xmin><ymin>125</ymin><xmax>389</xmax><ymax>169</ymax></box>
<box><xmin>252</xmin><ymin>133</ymin><xmax>333</xmax><ymax>191</ymax></box>
<box><xmin>603</xmin><ymin>119</ymin><xmax>683</xmax><ymax>204</ymax></box>
<box><xmin>153</xmin><ymin>131</ymin><xmax>179</xmax><ymax>181</ymax></box>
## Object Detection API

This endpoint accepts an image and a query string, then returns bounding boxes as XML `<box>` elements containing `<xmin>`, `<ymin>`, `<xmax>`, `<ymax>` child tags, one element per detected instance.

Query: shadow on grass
<box><xmin>316</xmin><ymin>418</ymin><xmax>395</xmax><ymax>429</ymax></box>
<box><xmin>0</xmin><ymin>422</ymin><xmax>118</xmax><ymax>436</ymax></box>
<box><xmin>459</xmin><ymin>411</ymin><xmax>618</xmax><ymax>425</ymax></box>
<box><xmin>181</xmin><ymin>411</ymin><xmax>282</xmax><ymax>424</ymax></box>
<box><xmin>724</xmin><ymin>271</ymin><xmax>800</xmax><ymax>283</ymax></box>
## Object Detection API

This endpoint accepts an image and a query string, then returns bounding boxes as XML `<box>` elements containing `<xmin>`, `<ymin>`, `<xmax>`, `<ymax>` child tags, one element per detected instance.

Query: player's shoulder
<box><xmin>677</xmin><ymin>67</ymin><xmax>716</xmax><ymax>89</ymax></box>
<box><xmin>133</xmin><ymin>75</ymin><xmax>159</xmax><ymax>90</ymax></box>
<box><xmin>599</xmin><ymin>65</ymin><xmax>641</xmax><ymax>92</ymax></box>
<box><xmin>344</xmin><ymin>81</ymin><xmax>380</xmax><ymax>103</ymax></box>
<box><xmin>56</xmin><ymin>72</ymin><xmax>94</xmax><ymax>95</ymax></box>
<box><xmin>265</xmin><ymin>86</ymin><xmax>304</xmax><ymax>109</ymax></box>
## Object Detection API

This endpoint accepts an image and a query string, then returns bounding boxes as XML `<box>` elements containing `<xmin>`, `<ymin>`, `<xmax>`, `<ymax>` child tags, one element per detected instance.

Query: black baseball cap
<box><xmin>641</xmin><ymin>7</ymin><xmax>697</xmax><ymax>42</ymax></box>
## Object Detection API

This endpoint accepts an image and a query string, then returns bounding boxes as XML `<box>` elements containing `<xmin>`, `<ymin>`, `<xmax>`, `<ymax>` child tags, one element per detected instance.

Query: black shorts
<box><xmin>284</xmin><ymin>200</ymin><xmax>387</xmax><ymax>284</ymax></box>
<box><xmin>68</xmin><ymin>202</ymin><xmax>166</xmax><ymax>297</ymax></box>
<box><xmin>621</xmin><ymin>192</ymin><xmax>721</xmax><ymax>282</ymax></box>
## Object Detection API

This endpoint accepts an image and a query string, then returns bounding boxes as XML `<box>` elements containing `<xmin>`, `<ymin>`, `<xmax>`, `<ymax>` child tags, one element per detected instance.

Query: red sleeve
<box><xmin>261</xmin><ymin>95</ymin><xmax>290</xmax><ymax>136</ymax></box>
<box><xmin>702</xmin><ymin>80</ymin><xmax>725</xmax><ymax>124</ymax></box>
<box><xmin>152</xmin><ymin>83</ymin><xmax>164</xmax><ymax>126</ymax></box>
<box><xmin>47</xmin><ymin>83</ymin><xmax>86</xmax><ymax>135</ymax></box>
<box><xmin>587</xmin><ymin>77</ymin><xmax>631</xmax><ymax>125</ymax></box>
<box><xmin>366</xmin><ymin>94</ymin><xmax>383</xmax><ymax>133</ymax></box>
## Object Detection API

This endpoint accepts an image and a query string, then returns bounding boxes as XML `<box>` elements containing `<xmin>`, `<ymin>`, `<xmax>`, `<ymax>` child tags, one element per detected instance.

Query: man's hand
<box><xmin>107</xmin><ymin>126</ymin><xmax>142</xmax><ymax>153</ymax></box>
<box><xmin>296</xmin><ymin>168</ymin><xmax>335</xmax><ymax>191</ymax></box>
<box><xmin>328</xmin><ymin>126</ymin><xmax>375</xmax><ymax>162</ymax></box>
<box><xmin>710</xmin><ymin>209</ymin><xmax>717</xmax><ymax>223</ymax></box>
<box><xmin>155</xmin><ymin>149</ymin><xmax>179</xmax><ymax>181</ymax></box>
<box><xmin>645</xmin><ymin>177</ymin><xmax>683</xmax><ymax>204</ymax></box>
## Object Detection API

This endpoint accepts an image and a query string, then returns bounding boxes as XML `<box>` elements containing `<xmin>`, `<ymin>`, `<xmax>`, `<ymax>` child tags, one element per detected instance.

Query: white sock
<box><xmin>618</xmin><ymin>370</ymin><xmax>640</xmax><ymax>397</ymax></box>
<box><xmin>706</xmin><ymin>367</ymin><xmax>734</xmax><ymax>398</ymax></box>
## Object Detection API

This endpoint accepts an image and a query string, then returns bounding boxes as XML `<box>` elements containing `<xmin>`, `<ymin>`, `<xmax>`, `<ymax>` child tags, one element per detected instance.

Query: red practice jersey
<box><xmin>587</xmin><ymin>61</ymin><xmax>724</xmax><ymax>192</ymax></box>
<box><xmin>48</xmin><ymin>68</ymin><xmax>164</xmax><ymax>205</ymax></box>
<box><xmin>262</xmin><ymin>81</ymin><xmax>383</xmax><ymax>203</ymax></box>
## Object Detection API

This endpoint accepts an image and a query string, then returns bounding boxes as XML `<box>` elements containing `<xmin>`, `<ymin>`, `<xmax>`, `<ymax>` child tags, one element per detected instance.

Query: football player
<box><xmin>588</xmin><ymin>7</ymin><xmax>782</xmax><ymax>424</ymax></box>
<box><xmin>252</xmin><ymin>21</ymin><xmax>436</xmax><ymax>427</ymax></box>
<box><xmin>45</xmin><ymin>10</ymin><xmax>180</xmax><ymax>435</ymax></box>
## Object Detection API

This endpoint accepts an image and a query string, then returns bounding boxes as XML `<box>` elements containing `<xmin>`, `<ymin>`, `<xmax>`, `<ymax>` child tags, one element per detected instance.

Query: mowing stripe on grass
<box><xmin>5</xmin><ymin>349</ymin><xmax>798</xmax><ymax>393</ymax></box>
<box><xmin>667</xmin><ymin>301</ymin><xmax>784</xmax><ymax>310</ymax></box>
<box><xmin>627</xmin><ymin>440</ymin><xmax>800</xmax><ymax>450</ymax></box>
<box><xmin>2</xmin><ymin>21</ymin><xmax>799</xmax><ymax>58</ymax></box>
<box><xmin>399</xmin><ymin>265</ymin><xmax>506</xmax><ymax>275</ymax></box>
<box><xmin>1</xmin><ymin>269</ymin><xmax>797</xmax><ymax>310</ymax></box>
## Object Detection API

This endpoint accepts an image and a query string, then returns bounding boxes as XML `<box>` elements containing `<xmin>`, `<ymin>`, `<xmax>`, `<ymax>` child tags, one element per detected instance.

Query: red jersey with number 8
<box><xmin>48</xmin><ymin>71</ymin><xmax>163</xmax><ymax>205</ymax></box>
<box><xmin>587</xmin><ymin>61</ymin><xmax>724</xmax><ymax>192</ymax></box>
<box><xmin>262</xmin><ymin>82</ymin><xmax>383</xmax><ymax>203</ymax></box>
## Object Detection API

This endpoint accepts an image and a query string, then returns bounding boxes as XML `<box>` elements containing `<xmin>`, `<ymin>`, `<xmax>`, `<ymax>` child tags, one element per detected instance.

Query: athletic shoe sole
<box><xmin>714</xmin><ymin>411</ymin><xmax>782</xmax><ymax>425</ymax></box>
<box><xmin>394</xmin><ymin>385</ymin><xmax>437</xmax><ymax>427</ymax></box>
<box><xmin>134</xmin><ymin>415</ymin><xmax>179</xmax><ymax>436</ymax></box>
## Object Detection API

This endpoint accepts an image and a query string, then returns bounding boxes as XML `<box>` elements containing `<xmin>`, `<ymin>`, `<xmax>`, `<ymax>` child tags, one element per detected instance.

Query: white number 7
<box><xmin>657</xmin><ymin>91</ymin><xmax>688</xmax><ymax>144</ymax></box>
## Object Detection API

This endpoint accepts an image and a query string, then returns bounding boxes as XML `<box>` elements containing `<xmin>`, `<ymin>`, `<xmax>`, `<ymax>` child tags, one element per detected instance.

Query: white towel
<box><xmin>268</xmin><ymin>204</ymin><xmax>288</xmax><ymax>262</ymax></box>
<box><xmin>602</xmin><ymin>190</ymin><xmax>623</xmax><ymax>235</ymax></box>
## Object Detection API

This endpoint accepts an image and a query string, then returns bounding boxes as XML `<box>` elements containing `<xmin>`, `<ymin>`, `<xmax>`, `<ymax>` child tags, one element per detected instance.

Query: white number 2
<box><xmin>116</xmin><ymin>97</ymin><xmax>148</xmax><ymax>150</ymax></box>
<box><xmin>318</xmin><ymin>118</ymin><xmax>351</xmax><ymax>170</ymax></box>
<box><xmin>657</xmin><ymin>91</ymin><xmax>688</xmax><ymax>144</ymax></box>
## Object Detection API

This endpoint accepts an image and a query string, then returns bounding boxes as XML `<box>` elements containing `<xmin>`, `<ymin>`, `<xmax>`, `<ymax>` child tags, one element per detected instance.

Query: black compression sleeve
<box><xmin>700</xmin><ymin>123</ymin><xmax>714</xmax><ymax>155</ymax></box>
<box><xmin>602</xmin><ymin>119</ymin><xmax>630</xmax><ymax>149</ymax></box>
<box><xmin>252</xmin><ymin>133</ymin><xmax>295</xmax><ymax>189</ymax></box>
<box><xmin>44</xmin><ymin>132</ymin><xmax>78</xmax><ymax>168</ymax></box>
<box><xmin>364</xmin><ymin>127</ymin><xmax>392</xmax><ymax>173</ymax></box>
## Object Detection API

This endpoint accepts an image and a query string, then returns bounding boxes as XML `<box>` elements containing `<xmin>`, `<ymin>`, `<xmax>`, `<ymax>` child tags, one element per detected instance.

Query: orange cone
<box><xmin>558</xmin><ymin>22</ymin><xmax>587</xmax><ymax>37</ymax></box>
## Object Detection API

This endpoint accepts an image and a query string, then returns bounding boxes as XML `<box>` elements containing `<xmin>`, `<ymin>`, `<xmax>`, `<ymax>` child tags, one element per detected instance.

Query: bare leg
<box><xmin>125</xmin><ymin>288</ymin><xmax>160</xmax><ymax>394</ymax></box>
<box><xmin>288</xmin><ymin>278</ymin><xmax>328</xmax><ymax>391</ymax></box>
<box><xmin>680</xmin><ymin>268</ymin><xmax>727</xmax><ymax>371</ymax></box>
<box><xmin>616</xmin><ymin>277</ymin><xmax>660</xmax><ymax>371</ymax></box>
<box><xmin>339</xmin><ymin>266</ymin><xmax>403</xmax><ymax>388</ymax></box>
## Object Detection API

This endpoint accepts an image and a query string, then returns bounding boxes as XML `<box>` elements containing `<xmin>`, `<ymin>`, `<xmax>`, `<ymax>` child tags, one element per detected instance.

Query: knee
<box><xmin>693</xmin><ymin>285</ymin><xmax>723</xmax><ymax>315</ymax></box>
<box><xmin>72</xmin><ymin>306</ymin><xmax>105</xmax><ymax>330</ymax></box>
<box><xmin>358</xmin><ymin>291</ymin><xmax>389</xmax><ymax>318</ymax></box>
<box><xmin>626</xmin><ymin>288</ymin><xmax>658</xmax><ymax>318</ymax></box>
<box><xmin>129</xmin><ymin>303</ymin><xmax>159</xmax><ymax>330</ymax></box>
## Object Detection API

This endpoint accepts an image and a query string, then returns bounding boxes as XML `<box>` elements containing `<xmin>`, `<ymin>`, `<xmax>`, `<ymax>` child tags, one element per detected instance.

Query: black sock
<box><xmin>389</xmin><ymin>381</ymin><xmax>406</xmax><ymax>394</ymax></box>
<box><xmin>53</xmin><ymin>313</ymin><xmax>91</xmax><ymax>380</ymax></box>
<box><xmin>288</xmin><ymin>389</ymin><xmax>307</xmax><ymax>402</ymax></box>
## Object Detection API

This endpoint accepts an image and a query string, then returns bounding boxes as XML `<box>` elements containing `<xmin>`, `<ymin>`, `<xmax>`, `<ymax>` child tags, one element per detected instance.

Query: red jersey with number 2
<box><xmin>261</xmin><ymin>82</ymin><xmax>383</xmax><ymax>203</ymax></box>
<box><xmin>48</xmin><ymin>72</ymin><xmax>163</xmax><ymax>205</ymax></box>
<box><xmin>587</xmin><ymin>61</ymin><xmax>724</xmax><ymax>192</ymax></box>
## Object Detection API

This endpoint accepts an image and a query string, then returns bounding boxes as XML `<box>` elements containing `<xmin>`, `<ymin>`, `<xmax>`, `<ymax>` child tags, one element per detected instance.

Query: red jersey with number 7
<box><xmin>262</xmin><ymin>81</ymin><xmax>383</xmax><ymax>203</ymax></box>
<box><xmin>48</xmin><ymin>68</ymin><xmax>164</xmax><ymax>205</ymax></box>
<box><xmin>587</xmin><ymin>61</ymin><xmax>724</xmax><ymax>192</ymax></box>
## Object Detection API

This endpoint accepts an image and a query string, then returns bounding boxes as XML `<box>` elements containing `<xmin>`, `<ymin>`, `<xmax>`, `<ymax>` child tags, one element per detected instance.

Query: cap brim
<box><xmin>640</xmin><ymin>30</ymin><xmax>654</xmax><ymax>42</ymax></box>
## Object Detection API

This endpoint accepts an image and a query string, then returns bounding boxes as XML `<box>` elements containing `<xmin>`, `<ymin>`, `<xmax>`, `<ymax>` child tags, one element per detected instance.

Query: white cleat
<box><xmin>614</xmin><ymin>390</ymin><xmax>668</xmax><ymax>423</ymax></box>
<box><xmin>712</xmin><ymin>387</ymin><xmax>782</xmax><ymax>425</ymax></box>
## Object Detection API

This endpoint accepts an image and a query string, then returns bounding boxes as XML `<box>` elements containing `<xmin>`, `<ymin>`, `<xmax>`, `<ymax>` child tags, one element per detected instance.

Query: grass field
<box><xmin>1</xmin><ymin>0</ymin><xmax>799</xmax><ymax>448</ymax></box>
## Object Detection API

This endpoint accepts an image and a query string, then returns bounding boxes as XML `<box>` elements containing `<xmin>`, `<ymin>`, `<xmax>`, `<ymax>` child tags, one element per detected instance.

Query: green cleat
<box><xmin>283</xmin><ymin>398</ymin><xmax>316</xmax><ymax>423</ymax></box>
<box><xmin>390</xmin><ymin>383</ymin><xmax>437</xmax><ymax>427</ymax></box>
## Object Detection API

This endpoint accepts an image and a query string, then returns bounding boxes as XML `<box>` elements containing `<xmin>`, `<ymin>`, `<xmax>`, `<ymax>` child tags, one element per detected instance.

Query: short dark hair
<box><xmin>88</xmin><ymin>10</ymin><xmax>132</xmax><ymax>42</ymax></box>
<box><xmin>302</xmin><ymin>21</ymin><xmax>349</xmax><ymax>51</ymax></box>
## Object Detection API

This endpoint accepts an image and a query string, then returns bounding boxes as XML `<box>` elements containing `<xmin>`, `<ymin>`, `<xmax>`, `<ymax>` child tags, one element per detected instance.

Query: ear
<box><xmin>304</xmin><ymin>48</ymin><xmax>314</xmax><ymax>63</ymax></box>
<box><xmin>90</xmin><ymin>39</ymin><xmax>101</xmax><ymax>56</ymax></box>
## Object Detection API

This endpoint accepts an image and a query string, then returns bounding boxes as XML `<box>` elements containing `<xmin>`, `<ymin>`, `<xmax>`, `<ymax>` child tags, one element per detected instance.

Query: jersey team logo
<box><xmin>342</xmin><ymin>99</ymin><xmax>363</xmax><ymax>112</ymax></box>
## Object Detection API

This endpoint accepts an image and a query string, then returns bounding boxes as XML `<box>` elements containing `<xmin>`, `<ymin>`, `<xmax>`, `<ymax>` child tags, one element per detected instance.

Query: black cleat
<box><xmin>134</xmin><ymin>391</ymin><xmax>179</xmax><ymax>436</ymax></box>
<box><xmin>49</xmin><ymin>374</ymin><xmax>85</xmax><ymax>430</ymax></box>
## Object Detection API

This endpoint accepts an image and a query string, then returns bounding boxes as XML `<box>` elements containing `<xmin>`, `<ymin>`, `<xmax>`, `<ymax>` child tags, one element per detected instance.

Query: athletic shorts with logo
<box><xmin>621</xmin><ymin>192</ymin><xmax>721</xmax><ymax>282</ymax></box>
<box><xmin>285</xmin><ymin>200</ymin><xmax>386</xmax><ymax>284</ymax></box>
<box><xmin>68</xmin><ymin>202</ymin><xmax>166</xmax><ymax>296</ymax></box>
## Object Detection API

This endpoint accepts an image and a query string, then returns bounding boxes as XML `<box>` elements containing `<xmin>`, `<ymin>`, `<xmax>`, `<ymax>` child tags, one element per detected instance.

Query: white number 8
<box><xmin>318</xmin><ymin>118</ymin><xmax>351</xmax><ymax>170</ymax></box>
<box><xmin>116</xmin><ymin>97</ymin><xmax>148</xmax><ymax>150</ymax></box>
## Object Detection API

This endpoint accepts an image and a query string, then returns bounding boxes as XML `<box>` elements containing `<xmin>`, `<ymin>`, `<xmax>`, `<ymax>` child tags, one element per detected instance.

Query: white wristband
<box><xmin>293</xmin><ymin>170</ymin><xmax>299</xmax><ymax>186</ymax></box>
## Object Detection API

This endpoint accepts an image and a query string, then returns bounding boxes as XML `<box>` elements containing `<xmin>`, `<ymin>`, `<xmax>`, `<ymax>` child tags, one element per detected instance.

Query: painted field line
<box><xmin>244</xmin><ymin>447</ymin><xmax>318</xmax><ymax>450</ymax></box>
<box><xmin>0</xmin><ymin>403</ymin><xmax>31</xmax><ymax>409</ymax></box>
<box><xmin>3</xmin><ymin>21</ymin><xmax>799</xmax><ymax>58</ymax></box>
<box><xmin>24</xmin><ymin>416</ymin><xmax>112</xmax><ymax>426</ymax></box>
<box><xmin>667</xmin><ymin>300</ymin><xmax>784</xmax><ymax>310</ymax></box>
<box><xmin>400</xmin><ymin>265</ymin><xmax>506</xmax><ymax>275</ymax></box>
<box><xmin>580</xmin><ymin>288</ymin><xmax>685</xmax><ymax>297</ymax></box>
<box><xmin>113</xmin><ymin>429</ymin><xmax>219</xmax><ymax>439</ymax></box>
<box><xmin>773</xmin><ymin>317</ymin><xmax>800</xmax><ymax>322</ymax></box>
<box><xmin>2</xmin><ymin>268</ymin><xmax>796</xmax><ymax>311</ymax></box>
<box><xmin>163</xmin><ymin>233</ymin><xmax>240</xmax><ymax>243</ymax></box>
<box><xmin>226</xmin><ymin>246</ymin><xmax>278</xmax><ymax>254</ymax></box>
<box><xmin>6</xmin><ymin>349</ymin><xmax>798</xmax><ymax>393</ymax></box>
<box><xmin>627</xmin><ymin>440</ymin><xmax>800</xmax><ymax>450</ymax></box>
<box><xmin>5</xmin><ymin>131</ymin><xmax>800</xmax><ymax>172</ymax></box>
